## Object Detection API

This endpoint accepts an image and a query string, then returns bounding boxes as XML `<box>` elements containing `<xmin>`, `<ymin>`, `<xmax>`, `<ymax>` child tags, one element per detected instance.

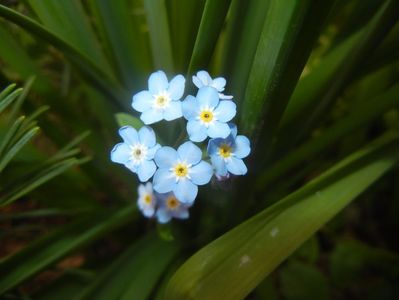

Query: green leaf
<box><xmin>76</xmin><ymin>233</ymin><xmax>179</xmax><ymax>300</ymax></box>
<box><xmin>187</xmin><ymin>0</ymin><xmax>232</xmax><ymax>75</ymax></box>
<box><xmin>0</xmin><ymin>87</ymin><xmax>22</xmax><ymax>114</ymax></box>
<box><xmin>87</xmin><ymin>0</ymin><xmax>152</xmax><ymax>89</ymax></box>
<box><xmin>239</xmin><ymin>0</ymin><xmax>336</xmax><ymax>143</ymax></box>
<box><xmin>115</xmin><ymin>113</ymin><xmax>143</xmax><ymax>129</ymax></box>
<box><xmin>0</xmin><ymin>126</ymin><xmax>39</xmax><ymax>173</ymax></box>
<box><xmin>257</xmin><ymin>81</ymin><xmax>399</xmax><ymax>188</ymax></box>
<box><xmin>0</xmin><ymin>205</ymin><xmax>136</xmax><ymax>294</ymax></box>
<box><xmin>144</xmin><ymin>0</ymin><xmax>174</xmax><ymax>72</ymax></box>
<box><xmin>0</xmin><ymin>4</ymin><xmax>126</xmax><ymax>108</ymax></box>
<box><xmin>164</xmin><ymin>133</ymin><xmax>399</xmax><ymax>300</ymax></box>
<box><xmin>27</xmin><ymin>0</ymin><xmax>114</xmax><ymax>77</ymax></box>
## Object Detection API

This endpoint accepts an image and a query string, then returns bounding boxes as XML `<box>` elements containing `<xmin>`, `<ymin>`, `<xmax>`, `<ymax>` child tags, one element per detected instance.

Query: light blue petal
<box><xmin>138</xmin><ymin>184</ymin><xmax>146</xmax><ymax>196</ymax></box>
<box><xmin>173</xmin><ymin>208</ymin><xmax>189</xmax><ymax>219</ymax></box>
<box><xmin>192</xmin><ymin>75</ymin><xmax>204</xmax><ymax>89</ymax></box>
<box><xmin>137</xmin><ymin>160</ymin><xmax>157</xmax><ymax>182</ymax></box>
<box><xmin>119</xmin><ymin>126</ymin><xmax>138</xmax><ymax>146</ymax></box>
<box><xmin>138</xmin><ymin>126</ymin><xmax>156</xmax><ymax>147</ymax></box>
<box><xmin>212</xmin><ymin>77</ymin><xmax>226</xmax><ymax>91</ymax></box>
<box><xmin>110</xmin><ymin>143</ymin><xmax>131</xmax><ymax>164</ymax></box>
<box><xmin>146</xmin><ymin>144</ymin><xmax>161</xmax><ymax>160</ymax></box>
<box><xmin>207</xmin><ymin>122</ymin><xmax>230</xmax><ymax>139</ymax></box>
<box><xmin>214</xmin><ymin>100</ymin><xmax>236</xmax><ymax>122</ymax></box>
<box><xmin>148</xmin><ymin>70</ymin><xmax>168</xmax><ymax>94</ymax></box>
<box><xmin>211</xmin><ymin>155</ymin><xmax>228</xmax><ymax>176</ymax></box>
<box><xmin>196</xmin><ymin>71</ymin><xmax>212</xmax><ymax>85</ymax></box>
<box><xmin>207</xmin><ymin>138</ymin><xmax>220</xmax><ymax>155</ymax></box>
<box><xmin>177</xmin><ymin>141</ymin><xmax>202</xmax><ymax>165</ymax></box>
<box><xmin>234</xmin><ymin>135</ymin><xmax>251</xmax><ymax>158</ymax></box>
<box><xmin>182</xmin><ymin>95</ymin><xmax>200</xmax><ymax>120</ymax></box>
<box><xmin>140</xmin><ymin>109</ymin><xmax>163</xmax><ymax>125</ymax></box>
<box><xmin>132</xmin><ymin>91</ymin><xmax>153</xmax><ymax>112</ymax></box>
<box><xmin>154</xmin><ymin>146</ymin><xmax>178</xmax><ymax>168</ymax></box>
<box><xmin>156</xmin><ymin>208</ymin><xmax>172</xmax><ymax>223</ymax></box>
<box><xmin>168</xmin><ymin>75</ymin><xmax>185</xmax><ymax>100</ymax></box>
<box><xmin>190</xmin><ymin>161</ymin><xmax>213</xmax><ymax>185</ymax></box>
<box><xmin>125</xmin><ymin>160</ymin><xmax>139</xmax><ymax>173</ymax></box>
<box><xmin>196</xmin><ymin>86</ymin><xmax>219</xmax><ymax>108</ymax></box>
<box><xmin>219</xmin><ymin>93</ymin><xmax>233</xmax><ymax>100</ymax></box>
<box><xmin>187</xmin><ymin>120</ymin><xmax>207</xmax><ymax>142</ymax></box>
<box><xmin>153</xmin><ymin>168</ymin><xmax>176</xmax><ymax>193</ymax></box>
<box><xmin>164</xmin><ymin>101</ymin><xmax>183</xmax><ymax>121</ymax></box>
<box><xmin>144</xmin><ymin>182</ymin><xmax>153</xmax><ymax>194</ymax></box>
<box><xmin>226</xmin><ymin>157</ymin><xmax>248</xmax><ymax>175</ymax></box>
<box><xmin>173</xmin><ymin>179</ymin><xmax>198</xmax><ymax>204</ymax></box>
<box><xmin>140</xmin><ymin>205</ymin><xmax>155</xmax><ymax>218</ymax></box>
<box><xmin>228</xmin><ymin>123</ymin><xmax>238</xmax><ymax>138</ymax></box>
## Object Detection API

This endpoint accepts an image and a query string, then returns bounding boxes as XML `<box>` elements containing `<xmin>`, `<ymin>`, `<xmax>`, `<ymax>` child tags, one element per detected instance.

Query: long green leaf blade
<box><xmin>165</xmin><ymin>133</ymin><xmax>399</xmax><ymax>300</ymax></box>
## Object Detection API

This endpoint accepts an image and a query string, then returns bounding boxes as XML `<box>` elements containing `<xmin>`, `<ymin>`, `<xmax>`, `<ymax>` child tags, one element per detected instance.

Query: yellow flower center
<box><xmin>154</xmin><ymin>92</ymin><xmax>170</xmax><ymax>109</ymax></box>
<box><xmin>200</xmin><ymin>110</ymin><xmax>213</xmax><ymax>123</ymax></box>
<box><xmin>174</xmin><ymin>163</ymin><xmax>188</xmax><ymax>177</ymax></box>
<box><xmin>143</xmin><ymin>194</ymin><xmax>152</xmax><ymax>204</ymax></box>
<box><xmin>166</xmin><ymin>196</ymin><xmax>180</xmax><ymax>210</ymax></box>
<box><xmin>218</xmin><ymin>143</ymin><xmax>232</xmax><ymax>158</ymax></box>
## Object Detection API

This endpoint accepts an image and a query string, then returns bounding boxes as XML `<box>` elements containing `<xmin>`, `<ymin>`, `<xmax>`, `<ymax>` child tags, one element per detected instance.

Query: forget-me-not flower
<box><xmin>137</xmin><ymin>182</ymin><xmax>156</xmax><ymax>218</ymax></box>
<box><xmin>132</xmin><ymin>70</ymin><xmax>185</xmax><ymax>124</ymax></box>
<box><xmin>156</xmin><ymin>192</ymin><xmax>191</xmax><ymax>223</ymax></box>
<box><xmin>193</xmin><ymin>70</ymin><xmax>233</xmax><ymax>99</ymax></box>
<box><xmin>111</xmin><ymin>126</ymin><xmax>160</xmax><ymax>182</ymax></box>
<box><xmin>207</xmin><ymin>124</ymin><xmax>250</xmax><ymax>177</ymax></box>
<box><xmin>182</xmin><ymin>86</ymin><xmax>236</xmax><ymax>142</ymax></box>
<box><xmin>153</xmin><ymin>141</ymin><xmax>213</xmax><ymax>204</ymax></box>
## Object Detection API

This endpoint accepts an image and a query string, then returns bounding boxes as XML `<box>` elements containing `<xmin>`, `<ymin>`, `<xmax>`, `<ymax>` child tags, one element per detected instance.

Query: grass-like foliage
<box><xmin>0</xmin><ymin>0</ymin><xmax>399</xmax><ymax>299</ymax></box>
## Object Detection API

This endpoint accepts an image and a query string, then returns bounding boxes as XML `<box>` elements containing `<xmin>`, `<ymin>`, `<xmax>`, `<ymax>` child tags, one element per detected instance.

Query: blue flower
<box><xmin>137</xmin><ymin>182</ymin><xmax>156</xmax><ymax>218</ymax></box>
<box><xmin>110</xmin><ymin>126</ymin><xmax>160</xmax><ymax>182</ymax></box>
<box><xmin>132</xmin><ymin>70</ymin><xmax>186</xmax><ymax>124</ymax></box>
<box><xmin>156</xmin><ymin>192</ymin><xmax>191</xmax><ymax>223</ymax></box>
<box><xmin>192</xmin><ymin>70</ymin><xmax>233</xmax><ymax>99</ymax></box>
<box><xmin>207</xmin><ymin>124</ymin><xmax>251</xmax><ymax>177</ymax></box>
<box><xmin>153</xmin><ymin>141</ymin><xmax>213</xmax><ymax>204</ymax></box>
<box><xmin>182</xmin><ymin>86</ymin><xmax>236</xmax><ymax>142</ymax></box>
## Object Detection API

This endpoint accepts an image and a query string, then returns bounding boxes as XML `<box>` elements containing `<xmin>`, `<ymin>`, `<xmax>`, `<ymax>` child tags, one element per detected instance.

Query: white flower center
<box><xmin>129</xmin><ymin>144</ymin><xmax>148</xmax><ymax>164</ymax></box>
<box><xmin>170</xmin><ymin>161</ymin><xmax>191</xmax><ymax>182</ymax></box>
<box><xmin>153</xmin><ymin>90</ymin><xmax>171</xmax><ymax>110</ymax></box>
<box><xmin>197</xmin><ymin>105</ymin><xmax>216</xmax><ymax>127</ymax></box>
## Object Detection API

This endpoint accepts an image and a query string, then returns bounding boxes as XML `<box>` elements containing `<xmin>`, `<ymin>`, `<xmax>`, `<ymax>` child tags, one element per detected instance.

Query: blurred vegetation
<box><xmin>0</xmin><ymin>0</ymin><xmax>398</xmax><ymax>299</ymax></box>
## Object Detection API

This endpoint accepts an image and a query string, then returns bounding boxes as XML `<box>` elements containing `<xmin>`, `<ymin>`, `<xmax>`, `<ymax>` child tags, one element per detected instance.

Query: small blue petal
<box><xmin>164</xmin><ymin>101</ymin><xmax>183</xmax><ymax>121</ymax></box>
<box><xmin>137</xmin><ymin>160</ymin><xmax>156</xmax><ymax>182</ymax></box>
<box><xmin>153</xmin><ymin>168</ymin><xmax>176</xmax><ymax>193</ymax></box>
<box><xmin>211</xmin><ymin>155</ymin><xmax>228</xmax><ymax>176</ymax></box>
<box><xmin>138</xmin><ymin>126</ymin><xmax>156</xmax><ymax>147</ymax></box>
<box><xmin>174</xmin><ymin>179</ymin><xmax>198</xmax><ymax>204</ymax></box>
<box><xmin>228</xmin><ymin>123</ymin><xmax>238</xmax><ymax>138</ymax></box>
<box><xmin>226</xmin><ymin>157</ymin><xmax>248</xmax><ymax>175</ymax></box>
<box><xmin>192</xmin><ymin>75</ymin><xmax>204</xmax><ymax>89</ymax></box>
<box><xmin>110</xmin><ymin>143</ymin><xmax>131</xmax><ymax>164</ymax></box>
<box><xmin>146</xmin><ymin>144</ymin><xmax>161</xmax><ymax>160</ymax></box>
<box><xmin>196</xmin><ymin>86</ymin><xmax>219</xmax><ymax>108</ymax></box>
<box><xmin>234</xmin><ymin>135</ymin><xmax>251</xmax><ymax>158</ymax></box>
<box><xmin>168</xmin><ymin>75</ymin><xmax>185</xmax><ymax>100</ymax></box>
<box><xmin>207</xmin><ymin>138</ymin><xmax>221</xmax><ymax>155</ymax></box>
<box><xmin>119</xmin><ymin>126</ymin><xmax>138</xmax><ymax>146</ymax></box>
<box><xmin>182</xmin><ymin>95</ymin><xmax>200</xmax><ymax>120</ymax></box>
<box><xmin>132</xmin><ymin>91</ymin><xmax>153</xmax><ymax>112</ymax></box>
<box><xmin>125</xmin><ymin>160</ymin><xmax>139</xmax><ymax>173</ymax></box>
<box><xmin>207</xmin><ymin>121</ymin><xmax>230</xmax><ymax>138</ymax></box>
<box><xmin>154</xmin><ymin>146</ymin><xmax>178</xmax><ymax>168</ymax></box>
<box><xmin>177</xmin><ymin>141</ymin><xmax>202</xmax><ymax>165</ymax></box>
<box><xmin>196</xmin><ymin>71</ymin><xmax>212</xmax><ymax>85</ymax></box>
<box><xmin>187</xmin><ymin>120</ymin><xmax>207</xmax><ymax>142</ymax></box>
<box><xmin>156</xmin><ymin>208</ymin><xmax>172</xmax><ymax>223</ymax></box>
<box><xmin>212</xmin><ymin>77</ymin><xmax>226</xmax><ymax>92</ymax></box>
<box><xmin>214</xmin><ymin>100</ymin><xmax>236</xmax><ymax>122</ymax></box>
<box><xmin>140</xmin><ymin>109</ymin><xmax>163</xmax><ymax>125</ymax></box>
<box><xmin>173</xmin><ymin>209</ymin><xmax>189</xmax><ymax>219</ymax></box>
<box><xmin>189</xmin><ymin>161</ymin><xmax>213</xmax><ymax>185</ymax></box>
<box><xmin>148</xmin><ymin>70</ymin><xmax>168</xmax><ymax>94</ymax></box>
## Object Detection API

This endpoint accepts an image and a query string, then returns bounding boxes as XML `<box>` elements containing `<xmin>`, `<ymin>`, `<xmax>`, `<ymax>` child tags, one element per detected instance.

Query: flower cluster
<box><xmin>111</xmin><ymin>70</ymin><xmax>251</xmax><ymax>223</ymax></box>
